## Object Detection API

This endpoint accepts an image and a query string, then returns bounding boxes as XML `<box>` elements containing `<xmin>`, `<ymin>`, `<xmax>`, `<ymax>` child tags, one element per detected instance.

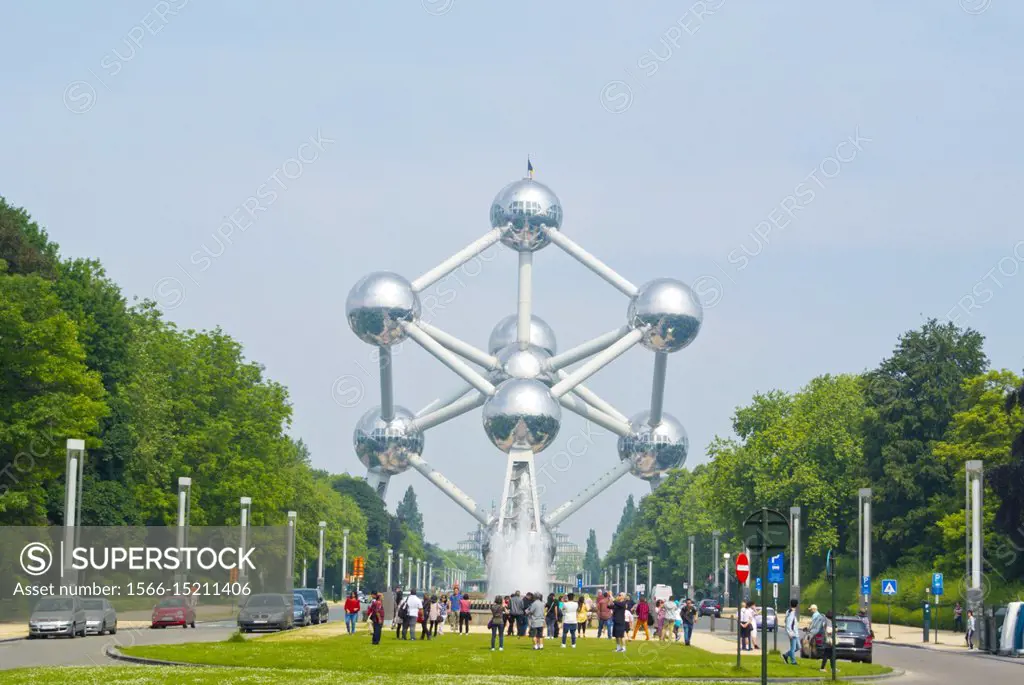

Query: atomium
<box><xmin>346</xmin><ymin>163</ymin><xmax>704</xmax><ymax>563</ymax></box>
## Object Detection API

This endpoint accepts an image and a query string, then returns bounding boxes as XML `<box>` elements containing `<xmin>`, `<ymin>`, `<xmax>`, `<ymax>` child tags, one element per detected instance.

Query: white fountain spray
<box><xmin>486</xmin><ymin>466</ymin><xmax>551</xmax><ymax>595</ymax></box>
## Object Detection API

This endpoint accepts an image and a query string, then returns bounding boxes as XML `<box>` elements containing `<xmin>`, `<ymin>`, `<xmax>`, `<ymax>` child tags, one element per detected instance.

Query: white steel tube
<box><xmin>547</xmin><ymin>228</ymin><xmax>638</xmax><ymax>297</ymax></box>
<box><xmin>403</xmin><ymin>322</ymin><xmax>496</xmax><ymax>396</ymax></box>
<box><xmin>379</xmin><ymin>348</ymin><xmax>395</xmax><ymax>422</ymax></box>
<box><xmin>558</xmin><ymin>393</ymin><xmax>633</xmax><ymax>437</ymax></box>
<box><xmin>517</xmin><ymin>251</ymin><xmax>533</xmax><ymax>349</ymax></box>
<box><xmin>559</xmin><ymin>373</ymin><xmax>630</xmax><ymax>424</ymax></box>
<box><xmin>971</xmin><ymin>469</ymin><xmax>982</xmax><ymax>589</ymax></box>
<box><xmin>550</xmin><ymin>328</ymin><xmax>643</xmax><ymax>398</ymax></box>
<box><xmin>411</xmin><ymin>228</ymin><xmax>503</xmax><ymax>292</ymax></box>
<box><xmin>548</xmin><ymin>325</ymin><xmax>632</xmax><ymax>371</ymax></box>
<box><xmin>689</xmin><ymin>536</ymin><xmax>695</xmax><ymax>599</ymax></box>
<box><xmin>544</xmin><ymin>459</ymin><xmax>633</xmax><ymax>527</ymax></box>
<box><xmin>649</xmin><ymin>352</ymin><xmax>668</xmax><ymax>427</ymax></box>
<box><xmin>417</xmin><ymin>321</ymin><xmax>500</xmax><ymax>370</ymax></box>
<box><xmin>408</xmin><ymin>454</ymin><xmax>491</xmax><ymax>526</ymax></box>
<box><xmin>791</xmin><ymin>507</ymin><xmax>801</xmax><ymax>589</ymax></box>
<box><xmin>317</xmin><ymin>521</ymin><xmax>326</xmax><ymax>588</ymax></box>
<box><xmin>416</xmin><ymin>381</ymin><xmax>474</xmax><ymax>417</ymax></box>
<box><xmin>410</xmin><ymin>392</ymin><xmax>487</xmax><ymax>432</ymax></box>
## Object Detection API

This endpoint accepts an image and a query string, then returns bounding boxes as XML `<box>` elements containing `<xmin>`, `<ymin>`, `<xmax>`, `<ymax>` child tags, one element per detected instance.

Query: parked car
<box><xmin>239</xmin><ymin>594</ymin><xmax>293</xmax><ymax>632</ymax></box>
<box><xmin>801</xmin><ymin>615</ymin><xmax>873</xmax><ymax>663</ymax></box>
<box><xmin>294</xmin><ymin>588</ymin><xmax>329</xmax><ymax>624</ymax></box>
<box><xmin>754</xmin><ymin>607</ymin><xmax>777</xmax><ymax>632</ymax></box>
<box><xmin>292</xmin><ymin>594</ymin><xmax>312</xmax><ymax>627</ymax></box>
<box><xmin>81</xmin><ymin>598</ymin><xmax>117</xmax><ymax>635</ymax></box>
<box><xmin>151</xmin><ymin>596</ymin><xmax>196</xmax><ymax>629</ymax></box>
<box><xmin>28</xmin><ymin>597</ymin><xmax>87</xmax><ymax>639</ymax></box>
<box><xmin>698</xmin><ymin>598</ymin><xmax>722</xmax><ymax>617</ymax></box>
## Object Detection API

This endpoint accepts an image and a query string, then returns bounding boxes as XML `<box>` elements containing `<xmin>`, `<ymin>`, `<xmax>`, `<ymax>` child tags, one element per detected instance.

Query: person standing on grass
<box><xmin>576</xmin><ymin>595</ymin><xmax>589</xmax><ymax>638</ymax></box>
<box><xmin>597</xmin><ymin>591</ymin><xmax>613</xmax><ymax>639</ymax></box>
<box><xmin>528</xmin><ymin>592</ymin><xmax>546</xmax><ymax>650</ymax></box>
<box><xmin>680</xmin><ymin>598</ymin><xmax>697</xmax><ymax>646</ymax></box>
<box><xmin>545</xmin><ymin>593</ymin><xmax>561</xmax><ymax>638</ymax></box>
<box><xmin>450</xmin><ymin>585</ymin><xmax>462</xmax><ymax>631</ymax></box>
<box><xmin>369</xmin><ymin>592</ymin><xmax>385</xmax><ymax>645</ymax></box>
<box><xmin>509</xmin><ymin>590</ymin><xmax>525</xmax><ymax>637</ymax></box>
<box><xmin>631</xmin><ymin>595</ymin><xmax>651</xmax><ymax>640</ymax></box>
<box><xmin>403</xmin><ymin>590</ymin><xmax>422</xmax><ymax>641</ymax></box>
<box><xmin>654</xmin><ymin>599</ymin><xmax>666</xmax><ymax>639</ymax></box>
<box><xmin>437</xmin><ymin>594</ymin><xmax>449</xmax><ymax>635</ymax></box>
<box><xmin>489</xmin><ymin>594</ymin><xmax>507</xmax><ymax>651</ymax></box>
<box><xmin>782</xmin><ymin>598</ymin><xmax>800</xmax><ymax>665</ymax></box>
<box><xmin>457</xmin><ymin>593</ymin><xmax>472</xmax><ymax>634</ymax></box>
<box><xmin>561</xmin><ymin>592</ymin><xmax>579</xmax><ymax>648</ymax></box>
<box><xmin>344</xmin><ymin>592</ymin><xmax>361</xmax><ymax>634</ymax></box>
<box><xmin>612</xmin><ymin>592</ymin><xmax>628</xmax><ymax>652</ymax></box>
<box><xmin>427</xmin><ymin>595</ymin><xmax>441</xmax><ymax>639</ymax></box>
<box><xmin>393</xmin><ymin>589</ymin><xmax>405</xmax><ymax>637</ymax></box>
<box><xmin>966</xmin><ymin>610</ymin><xmax>976</xmax><ymax>650</ymax></box>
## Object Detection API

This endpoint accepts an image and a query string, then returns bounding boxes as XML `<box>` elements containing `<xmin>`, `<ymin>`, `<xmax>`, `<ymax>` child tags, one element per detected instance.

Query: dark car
<box><xmin>151</xmin><ymin>597</ymin><xmax>196</xmax><ymax>629</ymax></box>
<box><xmin>802</xmin><ymin>616</ymin><xmax>873</xmax><ymax>664</ymax></box>
<box><xmin>698</xmin><ymin>598</ymin><xmax>722</xmax><ymax>618</ymax></box>
<box><xmin>238</xmin><ymin>594</ymin><xmax>293</xmax><ymax>632</ymax></box>
<box><xmin>294</xmin><ymin>588</ymin><xmax>329</xmax><ymax>625</ymax></box>
<box><xmin>292</xmin><ymin>594</ymin><xmax>312</xmax><ymax>627</ymax></box>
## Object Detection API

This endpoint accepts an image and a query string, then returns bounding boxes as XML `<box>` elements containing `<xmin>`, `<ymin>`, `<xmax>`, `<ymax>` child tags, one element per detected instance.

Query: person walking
<box><xmin>966</xmin><ymin>610</ymin><xmax>976</xmax><ymax>650</ymax></box>
<box><xmin>680</xmin><ymin>598</ymin><xmax>697</xmax><ymax>646</ymax></box>
<box><xmin>808</xmin><ymin>604</ymin><xmax>825</xmax><ymax>658</ymax></box>
<box><xmin>450</xmin><ymin>585</ymin><xmax>462</xmax><ymax>631</ymax></box>
<box><xmin>612</xmin><ymin>592</ymin><xmax>628</xmax><ymax>652</ymax></box>
<box><xmin>528</xmin><ymin>592</ymin><xmax>546</xmax><ymax>650</ymax></box>
<box><xmin>654</xmin><ymin>599</ymin><xmax>665</xmax><ymax>639</ymax></box>
<box><xmin>489</xmin><ymin>594</ymin><xmax>506</xmax><ymax>651</ymax></box>
<box><xmin>782</xmin><ymin>599</ymin><xmax>800</xmax><ymax>665</ymax></box>
<box><xmin>597</xmin><ymin>591</ymin><xmax>613</xmax><ymax>639</ymax></box>
<box><xmin>953</xmin><ymin>602</ymin><xmax>964</xmax><ymax>633</ymax></box>
<box><xmin>510</xmin><ymin>590</ymin><xmax>526</xmax><ymax>637</ymax></box>
<box><xmin>418</xmin><ymin>593</ymin><xmax>431</xmax><ymax>640</ymax></box>
<box><xmin>819</xmin><ymin>611</ymin><xmax>838</xmax><ymax>673</ymax></box>
<box><xmin>458</xmin><ymin>593</ymin><xmax>472</xmax><ymax>634</ymax></box>
<box><xmin>631</xmin><ymin>595</ymin><xmax>651</xmax><ymax>641</ymax></box>
<box><xmin>403</xmin><ymin>590</ymin><xmax>422</xmax><ymax>641</ymax></box>
<box><xmin>344</xmin><ymin>592</ymin><xmax>361</xmax><ymax>634</ymax></box>
<box><xmin>661</xmin><ymin>596</ymin><xmax>678</xmax><ymax>642</ymax></box>
<box><xmin>368</xmin><ymin>592</ymin><xmax>385</xmax><ymax>645</ymax></box>
<box><xmin>576</xmin><ymin>595</ymin><xmax>589</xmax><ymax>638</ymax></box>
<box><xmin>426</xmin><ymin>595</ymin><xmax>441</xmax><ymax>639</ymax></box>
<box><xmin>561</xmin><ymin>592</ymin><xmax>579</xmax><ymax>648</ymax></box>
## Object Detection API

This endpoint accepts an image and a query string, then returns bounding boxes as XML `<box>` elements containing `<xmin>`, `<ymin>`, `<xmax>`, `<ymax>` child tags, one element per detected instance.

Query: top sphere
<box><xmin>489</xmin><ymin>178</ymin><xmax>563</xmax><ymax>252</ymax></box>
<box><xmin>488</xmin><ymin>315</ymin><xmax>557</xmax><ymax>356</ymax></box>
<box><xmin>346</xmin><ymin>272</ymin><xmax>421</xmax><ymax>347</ymax></box>
<box><xmin>481</xmin><ymin>378</ymin><xmax>562</xmax><ymax>454</ymax></box>
<box><xmin>627</xmin><ymin>278</ymin><xmax>703</xmax><ymax>353</ymax></box>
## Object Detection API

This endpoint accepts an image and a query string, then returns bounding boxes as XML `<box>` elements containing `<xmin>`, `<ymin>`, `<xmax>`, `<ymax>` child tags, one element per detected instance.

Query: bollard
<box><xmin>711</xmin><ymin>615</ymin><xmax>716</xmax><ymax>633</ymax></box>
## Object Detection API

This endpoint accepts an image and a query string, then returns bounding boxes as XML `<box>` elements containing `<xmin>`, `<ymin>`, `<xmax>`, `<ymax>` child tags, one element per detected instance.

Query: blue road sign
<box><xmin>932</xmin><ymin>572</ymin><xmax>944</xmax><ymax>596</ymax></box>
<box><xmin>768</xmin><ymin>553</ymin><xmax>785</xmax><ymax>584</ymax></box>
<box><xmin>861</xmin><ymin>575</ymin><xmax>871</xmax><ymax>596</ymax></box>
<box><xmin>577</xmin><ymin>577</ymin><xmax>583</xmax><ymax>590</ymax></box>
<box><xmin>756</xmin><ymin>577</ymin><xmax>763</xmax><ymax>592</ymax></box>
<box><xmin>881</xmin><ymin>579</ymin><xmax>898</xmax><ymax>596</ymax></box>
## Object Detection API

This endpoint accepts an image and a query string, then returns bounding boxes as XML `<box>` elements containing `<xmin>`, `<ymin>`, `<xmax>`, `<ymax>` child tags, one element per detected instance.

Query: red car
<box><xmin>151</xmin><ymin>597</ymin><xmax>196</xmax><ymax>629</ymax></box>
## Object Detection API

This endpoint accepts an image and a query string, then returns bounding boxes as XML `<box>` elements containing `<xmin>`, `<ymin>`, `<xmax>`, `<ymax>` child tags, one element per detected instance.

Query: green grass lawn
<box><xmin>119</xmin><ymin>631</ymin><xmax>889</xmax><ymax>680</ymax></box>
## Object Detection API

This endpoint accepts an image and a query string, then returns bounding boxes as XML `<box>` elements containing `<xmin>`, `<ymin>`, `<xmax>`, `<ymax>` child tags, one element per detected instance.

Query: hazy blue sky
<box><xmin>2</xmin><ymin>0</ymin><xmax>1022</xmax><ymax>552</ymax></box>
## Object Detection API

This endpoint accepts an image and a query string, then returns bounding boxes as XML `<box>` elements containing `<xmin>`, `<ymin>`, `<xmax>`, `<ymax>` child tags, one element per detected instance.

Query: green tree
<box><xmin>396</xmin><ymin>485</ymin><xmax>424</xmax><ymax>538</ymax></box>
<box><xmin>584</xmin><ymin>529</ymin><xmax>601</xmax><ymax>579</ymax></box>
<box><xmin>997</xmin><ymin>377</ymin><xmax>1024</xmax><ymax>549</ymax></box>
<box><xmin>0</xmin><ymin>197</ymin><xmax>59</xmax><ymax>278</ymax></box>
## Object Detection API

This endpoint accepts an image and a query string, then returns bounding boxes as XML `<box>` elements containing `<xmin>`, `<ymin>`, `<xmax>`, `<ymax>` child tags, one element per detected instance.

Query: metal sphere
<box><xmin>353</xmin><ymin>405</ymin><xmax>424</xmax><ymax>475</ymax></box>
<box><xmin>627</xmin><ymin>278</ymin><xmax>703</xmax><ymax>353</ymax></box>
<box><xmin>482</xmin><ymin>379</ymin><xmax>562</xmax><ymax>454</ymax></box>
<box><xmin>345</xmin><ymin>272</ymin><xmax>421</xmax><ymax>347</ymax></box>
<box><xmin>488</xmin><ymin>343</ymin><xmax>555</xmax><ymax>385</ymax></box>
<box><xmin>489</xmin><ymin>178</ymin><xmax>563</xmax><ymax>252</ymax></box>
<box><xmin>617</xmin><ymin>411</ymin><xmax>689</xmax><ymax>480</ymax></box>
<box><xmin>488</xmin><ymin>315</ymin><xmax>557</xmax><ymax>356</ymax></box>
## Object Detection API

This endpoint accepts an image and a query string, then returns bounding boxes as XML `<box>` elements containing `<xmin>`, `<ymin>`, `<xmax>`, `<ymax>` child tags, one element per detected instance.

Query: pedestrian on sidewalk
<box><xmin>739</xmin><ymin>601</ymin><xmax>753</xmax><ymax>651</ymax></box>
<box><xmin>630</xmin><ymin>595</ymin><xmax>651</xmax><ymax>640</ymax></box>
<box><xmin>680</xmin><ymin>598</ymin><xmax>697</xmax><ymax>645</ymax></box>
<box><xmin>966</xmin><ymin>610</ymin><xmax>976</xmax><ymax>650</ymax></box>
<box><xmin>782</xmin><ymin>599</ymin><xmax>800</xmax><ymax>665</ymax></box>
<box><xmin>654</xmin><ymin>599</ymin><xmax>665</xmax><ymax>638</ymax></box>
<box><xmin>749</xmin><ymin>600</ymin><xmax>761</xmax><ymax>650</ymax></box>
<box><xmin>953</xmin><ymin>602</ymin><xmax>964</xmax><ymax>633</ymax></box>
<box><xmin>819</xmin><ymin>611</ymin><xmax>838</xmax><ymax>673</ymax></box>
<box><xmin>561</xmin><ymin>592</ymin><xmax>579</xmax><ymax>648</ymax></box>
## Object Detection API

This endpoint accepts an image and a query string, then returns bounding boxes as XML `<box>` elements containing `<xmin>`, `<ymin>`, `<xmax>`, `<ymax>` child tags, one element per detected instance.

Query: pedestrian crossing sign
<box><xmin>881</xmin><ymin>579</ymin><xmax>898</xmax><ymax>596</ymax></box>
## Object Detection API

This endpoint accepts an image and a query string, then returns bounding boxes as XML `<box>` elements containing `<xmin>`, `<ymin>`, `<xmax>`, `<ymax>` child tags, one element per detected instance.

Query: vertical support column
<box><xmin>647</xmin><ymin>555</ymin><xmax>654</xmax><ymax>593</ymax></box>
<box><xmin>632</xmin><ymin>559</ymin><xmax>638</xmax><ymax>596</ymax></box>
<box><xmin>517</xmin><ymin>251</ymin><xmax>533</xmax><ymax>349</ymax></box>
<box><xmin>790</xmin><ymin>506</ymin><xmax>801</xmax><ymax>601</ymax></box>
<box><xmin>966</xmin><ymin>461</ymin><xmax>984</xmax><ymax>626</ymax></box>
<box><xmin>303</xmin><ymin>558</ymin><xmax>308</xmax><ymax>588</ymax></box>
<box><xmin>616</xmin><ymin>565</ymin><xmax>620</xmax><ymax>594</ymax></box>
<box><xmin>64</xmin><ymin>440</ymin><xmax>85</xmax><ymax>581</ymax></box>
<box><xmin>317</xmin><ymin>521</ymin><xmax>327</xmax><ymax>592</ymax></box>
<box><xmin>713</xmin><ymin>531</ymin><xmax>721</xmax><ymax>599</ymax></box>
<box><xmin>286</xmin><ymin>511</ymin><xmax>297</xmax><ymax>593</ymax></box>
<box><xmin>723</xmin><ymin>553</ymin><xmax>731</xmax><ymax>607</ymax></box>
<box><xmin>379</xmin><ymin>348</ymin><xmax>395</xmax><ymax>421</ymax></box>
<box><xmin>366</xmin><ymin>467</ymin><xmax>391</xmax><ymax>500</ymax></box>
<box><xmin>860</xmin><ymin>488</ymin><xmax>873</xmax><ymax>618</ymax></box>
<box><xmin>342</xmin><ymin>528</ymin><xmax>350</xmax><ymax>594</ymax></box>
<box><xmin>176</xmin><ymin>477</ymin><xmax>191</xmax><ymax>586</ymax></box>
<box><xmin>407</xmin><ymin>559</ymin><xmax>413</xmax><ymax>589</ymax></box>
<box><xmin>689</xmin><ymin>536</ymin><xmax>696</xmax><ymax>600</ymax></box>
<box><xmin>387</xmin><ymin>547</ymin><xmax>394</xmax><ymax>591</ymax></box>
<box><xmin>239</xmin><ymin>497</ymin><xmax>252</xmax><ymax>583</ymax></box>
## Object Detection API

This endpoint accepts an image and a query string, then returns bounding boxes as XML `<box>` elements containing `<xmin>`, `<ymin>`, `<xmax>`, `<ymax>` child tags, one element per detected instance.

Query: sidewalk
<box><xmin>872</xmin><ymin>622</ymin><xmax>971</xmax><ymax>652</ymax></box>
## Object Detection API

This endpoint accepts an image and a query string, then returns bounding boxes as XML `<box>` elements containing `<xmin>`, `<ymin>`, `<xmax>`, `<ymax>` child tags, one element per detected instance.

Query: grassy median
<box><xmin>117</xmin><ymin>630</ymin><xmax>889</xmax><ymax>679</ymax></box>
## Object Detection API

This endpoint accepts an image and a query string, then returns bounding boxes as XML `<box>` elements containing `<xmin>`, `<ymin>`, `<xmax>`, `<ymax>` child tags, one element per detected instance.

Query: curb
<box><xmin>104</xmin><ymin>644</ymin><xmax>228</xmax><ymax>668</ymax></box>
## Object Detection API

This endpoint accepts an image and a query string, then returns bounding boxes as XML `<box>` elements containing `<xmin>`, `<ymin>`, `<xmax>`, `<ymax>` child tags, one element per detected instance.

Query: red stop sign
<box><xmin>735</xmin><ymin>552</ymin><xmax>750</xmax><ymax>584</ymax></box>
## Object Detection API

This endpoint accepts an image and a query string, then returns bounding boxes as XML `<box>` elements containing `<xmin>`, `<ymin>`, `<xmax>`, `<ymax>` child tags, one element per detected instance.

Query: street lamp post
<box><xmin>286</xmin><ymin>511</ymin><xmax>297</xmax><ymax>592</ymax></box>
<box><xmin>790</xmin><ymin>506</ymin><xmax>802</xmax><ymax>601</ymax></box>
<box><xmin>689</xmin><ymin>536</ymin><xmax>696</xmax><ymax>600</ymax></box>
<box><xmin>342</xmin><ymin>528</ymin><xmax>350</xmax><ymax>594</ymax></box>
<box><xmin>239</xmin><ymin>497</ymin><xmax>252</xmax><ymax>582</ymax></box>
<box><xmin>398</xmin><ymin>553</ymin><xmax>404</xmax><ymax>588</ymax></box>
<box><xmin>317</xmin><ymin>521</ymin><xmax>327</xmax><ymax>593</ymax></box>
<box><xmin>713</xmin><ymin>531</ymin><xmax>721</xmax><ymax>600</ymax></box>
<box><xmin>176</xmin><ymin>477</ymin><xmax>191</xmax><ymax>586</ymax></box>
<box><xmin>723</xmin><ymin>553</ymin><xmax>731</xmax><ymax>607</ymax></box>
<box><xmin>647</xmin><ymin>555</ymin><xmax>654</xmax><ymax>593</ymax></box>
<box><xmin>632</xmin><ymin>559</ymin><xmax>638</xmax><ymax>596</ymax></box>
<box><xmin>64</xmin><ymin>439</ymin><xmax>86</xmax><ymax>580</ymax></box>
<box><xmin>387</xmin><ymin>547</ymin><xmax>394</xmax><ymax>590</ymax></box>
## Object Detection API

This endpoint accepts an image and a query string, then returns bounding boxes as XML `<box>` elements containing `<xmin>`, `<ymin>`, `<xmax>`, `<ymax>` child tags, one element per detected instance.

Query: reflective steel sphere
<box><xmin>627</xmin><ymin>278</ymin><xmax>703</xmax><ymax>353</ymax></box>
<box><xmin>617</xmin><ymin>411</ymin><xmax>689</xmax><ymax>480</ymax></box>
<box><xmin>489</xmin><ymin>178</ymin><xmax>563</xmax><ymax>251</ymax></box>
<box><xmin>482</xmin><ymin>379</ymin><xmax>561</xmax><ymax>453</ymax></box>
<box><xmin>353</xmin><ymin>405</ymin><xmax>424</xmax><ymax>475</ymax></box>
<box><xmin>488</xmin><ymin>315</ymin><xmax>557</xmax><ymax>356</ymax></box>
<box><xmin>488</xmin><ymin>343</ymin><xmax>555</xmax><ymax>385</ymax></box>
<box><xmin>346</xmin><ymin>272</ymin><xmax>421</xmax><ymax>347</ymax></box>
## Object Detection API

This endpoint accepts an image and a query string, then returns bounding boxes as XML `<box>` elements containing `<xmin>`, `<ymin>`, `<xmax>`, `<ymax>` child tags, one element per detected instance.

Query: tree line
<box><xmin>603</xmin><ymin>318</ymin><xmax>1024</xmax><ymax>611</ymax></box>
<box><xmin>0</xmin><ymin>196</ymin><xmax>468</xmax><ymax>593</ymax></box>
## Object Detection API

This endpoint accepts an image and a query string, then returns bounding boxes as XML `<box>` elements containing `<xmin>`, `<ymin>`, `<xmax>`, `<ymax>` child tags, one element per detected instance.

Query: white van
<box><xmin>652</xmin><ymin>584</ymin><xmax>674</xmax><ymax>603</ymax></box>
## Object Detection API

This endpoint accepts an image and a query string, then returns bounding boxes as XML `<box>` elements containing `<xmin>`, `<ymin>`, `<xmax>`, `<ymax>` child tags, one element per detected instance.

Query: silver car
<box><xmin>81</xmin><ymin>598</ymin><xmax>117</xmax><ymax>635</ymax></box>
<box><xmin>28</xmin><ymin>597</ymin><xmax>87</xmax><ymax>639</ymax></box>
<box><xmin>237</xmin><ymin>593</ymin><xmax>294</xmax><ymax>632</ymax></box>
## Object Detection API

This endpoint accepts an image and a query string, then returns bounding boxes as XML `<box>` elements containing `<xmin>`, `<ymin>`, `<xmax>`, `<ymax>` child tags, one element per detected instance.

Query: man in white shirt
<box><xmin>403</xmin><ymin>590</ymin><xmax>423</xmax><ymax>641</ymax></box>
<box><xmin>561</xmin><ymin>593</ymin><xmax>579</xmax><ymax>648</ymax></box>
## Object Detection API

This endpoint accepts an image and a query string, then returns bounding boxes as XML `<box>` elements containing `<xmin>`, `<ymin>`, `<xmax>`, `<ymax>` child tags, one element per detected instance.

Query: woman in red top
<box><xmin>344</xmin><ymin>592</ymin><xmax>361</xmax><ymax>634</ymax></box>
<box><xmin>458</xmin><ymin>594</ymin><xmax>472</xmax><ymax>634</ymax></box>
<box><xmin>631</xmin><ymin>595</ymin><xmax>651</xmax><ymax>640</ymax></box>
<box><xmin>368</xmin><ymin>592</ymin><xmax>385</xmax><ymax>644</ymax></box>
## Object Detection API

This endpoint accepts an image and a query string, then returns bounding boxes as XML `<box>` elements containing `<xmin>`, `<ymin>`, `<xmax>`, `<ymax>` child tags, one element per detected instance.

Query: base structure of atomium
<box><xmin>346</xmin><ymin>167</ymin><xmax>702</xmax><ymax>563</ymax></box>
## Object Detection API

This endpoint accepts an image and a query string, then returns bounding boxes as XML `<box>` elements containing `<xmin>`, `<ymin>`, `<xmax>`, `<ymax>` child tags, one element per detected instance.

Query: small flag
<box><xmin>527</xmin><ymin>158</ymin><xmax>534</xmax><ymax>178</ymax></box>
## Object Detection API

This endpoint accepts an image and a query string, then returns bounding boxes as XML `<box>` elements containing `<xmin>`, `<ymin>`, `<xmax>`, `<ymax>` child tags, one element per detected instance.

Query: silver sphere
<box><xmin>489</xmin><ymin>343</ymin><xmax>555</xmax><ymax>385</ymax></box>
<box><xmin>353</xmin><ymin>405</ymin><xmax>424</xmax><ymax>475</ymax></box>
<box><xmin>346</xmin><ymin>272</ymin><xmax>421</xmax><ymax>347</ymax></box>
<box><xmin>488</xmin><ymin>315</ymin><xmax>557</xmax><ymax>356</ymax></box>
<box><xmin>489</xmin><ymin>178</ymin><xmax>563</xmax><ymax>252</ymax></box>
<box><xmin>482</xmin><ymin>378</ymin><xmax>562</xmax><ymax>454</ymax></box>
<box><xmin>627</xmin><ymin>278</ymin><xmax>703</xmax><ymax>353</ymax></box>
<box><xmin>617</xmin><ymin>411</ymin><xmax>689</xmax><ymax>480</ymax></box>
